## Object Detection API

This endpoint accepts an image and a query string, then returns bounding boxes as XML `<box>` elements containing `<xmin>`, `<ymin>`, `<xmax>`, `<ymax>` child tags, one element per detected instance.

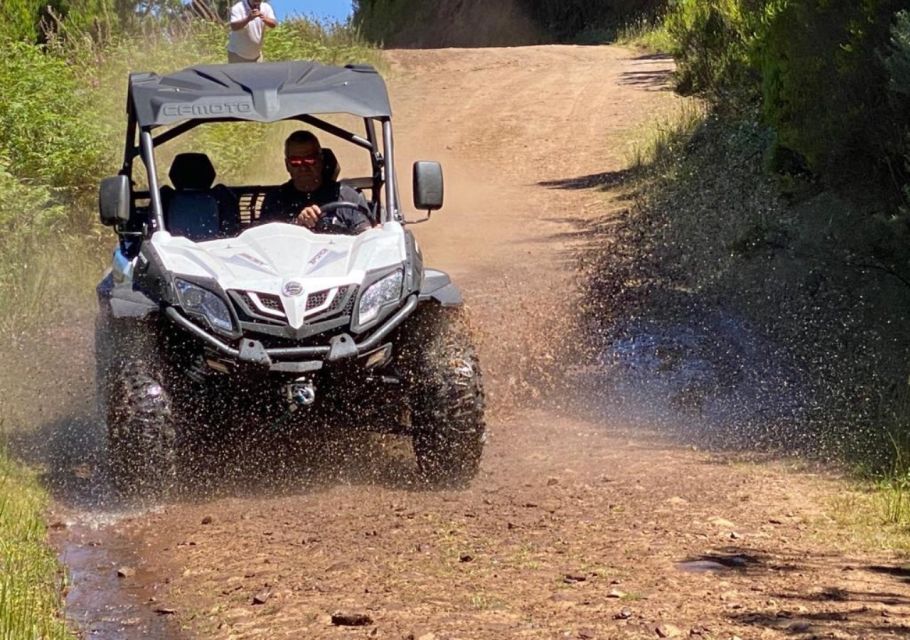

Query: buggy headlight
<box><xmin>358</xmin><ymin>270</ymin><xmax>403</xmax><ymax>325</ymax></box>
<box><xmin>175</xmin><ymin>279</ymin><xmax>233</xmax><ymax>333</ymax></box>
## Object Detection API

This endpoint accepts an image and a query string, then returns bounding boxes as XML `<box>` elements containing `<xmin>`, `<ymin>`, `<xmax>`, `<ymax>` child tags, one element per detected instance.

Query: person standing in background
<box><xmin>228</xmin><ymin>0</ymin><xmax>277</xmax><ymax>63</ymax></box>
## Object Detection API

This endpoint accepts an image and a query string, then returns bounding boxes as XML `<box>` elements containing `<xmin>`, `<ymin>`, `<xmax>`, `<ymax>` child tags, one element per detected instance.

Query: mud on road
<box><xmin>41</xmin><ymin>46</ymin><xmax>910</xmax><ymax>639</ymax></box>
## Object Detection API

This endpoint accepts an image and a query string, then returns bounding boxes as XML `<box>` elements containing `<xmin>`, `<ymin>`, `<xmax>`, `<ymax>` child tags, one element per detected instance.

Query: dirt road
<box><xmin>51</xmin><ymin>46</ymin><xmax>910</xmax><ymax>639</ymax></box>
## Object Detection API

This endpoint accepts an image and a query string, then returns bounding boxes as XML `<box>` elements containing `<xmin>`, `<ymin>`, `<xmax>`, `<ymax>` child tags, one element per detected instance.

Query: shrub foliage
<box><xmin>663</xmin><ymin>0</ymin><xmax>910</xmax><ymax>190</ymax></box>
<box><xmin>760</xmin><ymin>0</ymin><xmax>908</xmax><ymax>184</ymax></box>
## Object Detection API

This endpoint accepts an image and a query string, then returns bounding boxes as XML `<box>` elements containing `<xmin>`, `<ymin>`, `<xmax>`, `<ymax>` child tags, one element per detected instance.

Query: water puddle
<box><xmin>51</xmin><ymin>513</ymin><xmax>182</xmax><ymax>639</ymax></box>
<box><xmin>22</xmin><ymin>412</ymin><xmax>182</xmax><ymax>639</ymax></box>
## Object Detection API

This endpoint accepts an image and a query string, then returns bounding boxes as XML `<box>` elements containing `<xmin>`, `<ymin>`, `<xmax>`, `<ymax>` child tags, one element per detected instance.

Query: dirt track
<box><xmin>50</xmin><ymin>46</ymin><xmax>910</xmax><ymax>639</ymax></box>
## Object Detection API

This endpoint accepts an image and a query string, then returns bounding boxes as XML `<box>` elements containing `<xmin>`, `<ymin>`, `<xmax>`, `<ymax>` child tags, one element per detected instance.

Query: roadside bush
<box><xmin>0</xmin><ymin>163</ymin><xmax>63</xmax><ymax>330</ymax></box>
<box><xmin>760</xmin><ymin>0</ymin><xmax>907</xmax><ymax>185</ymax></box>
<box><xmin>353</xmin><ymin>0</ymin><xmax>436</xmax><ymax>46</ymax></box>
<box><xmin>615</xmin><ymin>13</ymin><xmax>675</xmax><ymax>51</ymax></box>
<box><xmin>886</xmin><ymin>11</ymin><xmax>910</xmax><ymax>209</ymax></box>
<box><xmin>0</xmin><ymin>0</ymin><xmax>44</xmax><ymax>42</ymax></box>
<box><xmin>0</xmin><ymin>0</ymin><xmax>112</xmax><ymax>43</ymax></box>
<box><xmin>888</xmin><ymin>10</ymin><xmax>910</xmax><ymax>98</ymax></box>
<box><xmin>264</xmin><ymin>18</ymin><xmax>378</xmax><ymax>65</ymax></box>
<box><xmin>663</xmin><ymin>0</ymin><xmax>788</xmax><ymax>99</ymax></box>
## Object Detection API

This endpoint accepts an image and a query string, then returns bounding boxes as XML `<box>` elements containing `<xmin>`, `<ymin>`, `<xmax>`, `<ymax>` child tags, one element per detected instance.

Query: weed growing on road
<box><xmin>879</xmin><ymin>476</ymin><xmax>910</xmax><ymax>527</ymax></box>
<box><xmin>827</xmin><ymin>488</ymin><xmax>910</xmax><ymax>552</ymax></box>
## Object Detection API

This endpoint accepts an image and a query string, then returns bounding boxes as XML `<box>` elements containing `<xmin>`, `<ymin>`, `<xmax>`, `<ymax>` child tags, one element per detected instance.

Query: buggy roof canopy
<box><xmin>129</xmin><ymin>61</ymin><xmax>392</xmax><ymax>128</ymax></box>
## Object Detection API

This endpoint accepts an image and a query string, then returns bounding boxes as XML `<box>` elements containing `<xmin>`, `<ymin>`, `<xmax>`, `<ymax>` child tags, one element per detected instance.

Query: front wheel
<box><xmin>399</xmin><ymin>306</ymin><xmax>486</xmax><ymax>487</ymax></box>
<box><xmin>106</xmin><ymin>359</ymin><xmax>178</xmax><ymax>499</ymax></box>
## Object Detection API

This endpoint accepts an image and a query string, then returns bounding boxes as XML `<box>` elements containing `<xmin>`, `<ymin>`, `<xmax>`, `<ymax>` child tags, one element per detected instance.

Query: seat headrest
<box><xmin>322</xmin><ymin>148</ymin><xmax>340</xmax><ymax>182</ymax></box>
<box><xmin>169</xmin><ymin>153</ymin><xmax>216</xmax><ymax>190</ymax></box>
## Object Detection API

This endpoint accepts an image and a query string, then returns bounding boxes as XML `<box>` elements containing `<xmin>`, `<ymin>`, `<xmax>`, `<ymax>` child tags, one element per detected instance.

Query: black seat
<box><xmin>162</xmin><ymin>153</ymin><xmax>239</xmax><ymax>241</ymax></box>
<box><xmin>321</xmin><ymin>148</ymin><xmax>377</xmax><ymax>224</ymax></box>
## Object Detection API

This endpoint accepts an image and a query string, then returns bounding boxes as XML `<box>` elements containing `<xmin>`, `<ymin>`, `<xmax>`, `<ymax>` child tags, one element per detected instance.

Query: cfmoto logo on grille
<box><xmin>282</xmin><ymin>281</ymin><xmax>304</xmax><ymax>297</ymax></box>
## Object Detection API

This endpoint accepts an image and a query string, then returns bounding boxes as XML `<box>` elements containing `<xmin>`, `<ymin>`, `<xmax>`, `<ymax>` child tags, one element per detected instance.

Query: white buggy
<box><xmin>96</xmin><ymin>61</ymin><xmax>485</xmax><ymax>495</ymax></box>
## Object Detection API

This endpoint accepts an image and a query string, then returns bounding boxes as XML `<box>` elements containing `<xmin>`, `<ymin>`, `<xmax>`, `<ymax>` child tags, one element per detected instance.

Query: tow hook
<box><xmin>287</xmin><ymin>377</ymin><xmax>316</xmax><ymax>407</ymax></box>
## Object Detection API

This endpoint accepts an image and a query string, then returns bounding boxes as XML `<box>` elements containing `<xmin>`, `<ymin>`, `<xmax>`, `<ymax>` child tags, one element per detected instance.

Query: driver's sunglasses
<box><xmin>287</xmin><ymin>154</ymin><xmax>321</xmax><ymax>168</ymax></box>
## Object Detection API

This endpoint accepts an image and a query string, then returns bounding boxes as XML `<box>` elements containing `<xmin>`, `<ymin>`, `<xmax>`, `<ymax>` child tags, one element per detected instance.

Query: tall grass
<box><xmin>0</xmin><ymin>434</ymin><xmax>74</xmax><ymax>640</ymax></box>
<box><xmin>625</xmin><ymin>101</ymin><xmax>705</xmax><ymax>171</ymax></box>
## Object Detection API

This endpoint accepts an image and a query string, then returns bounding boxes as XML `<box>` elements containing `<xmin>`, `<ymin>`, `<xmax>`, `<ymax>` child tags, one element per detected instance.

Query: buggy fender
<box><xmin>98</xmin><ymin>272</ymin><xmax>159</xmax><ymax>319</ymax></box>
<box><xmin>419</xmin><ymin>269</ymin><xmax>463</xmax><ymax>307</ymax></box>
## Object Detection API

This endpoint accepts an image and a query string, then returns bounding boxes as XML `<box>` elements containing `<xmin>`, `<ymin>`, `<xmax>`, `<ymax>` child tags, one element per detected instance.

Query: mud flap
<box><xmin>419</xmin><ymin>269</ymin><xmax>463</xmax><ymax>307</ymax></box>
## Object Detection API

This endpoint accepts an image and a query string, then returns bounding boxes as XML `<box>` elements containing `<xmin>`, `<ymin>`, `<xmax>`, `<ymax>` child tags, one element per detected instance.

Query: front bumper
<box><xmin>164</xmin><ymin>294</ymin><xmax>418</xmax><ymax>373</ymax></box>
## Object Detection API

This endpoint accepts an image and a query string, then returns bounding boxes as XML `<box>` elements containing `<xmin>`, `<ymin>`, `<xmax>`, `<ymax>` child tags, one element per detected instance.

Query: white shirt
<box><xmin>228</xmin><ymin>1</ymin><xmax>276</xmax><ymax>60</ymax></box>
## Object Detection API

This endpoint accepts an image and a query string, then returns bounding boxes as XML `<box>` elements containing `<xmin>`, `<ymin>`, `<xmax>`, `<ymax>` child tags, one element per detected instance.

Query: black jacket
<box><xmin>259</xmin><ymin>180</ymin><xmax>372</xmax><ymax>234</ymax></box>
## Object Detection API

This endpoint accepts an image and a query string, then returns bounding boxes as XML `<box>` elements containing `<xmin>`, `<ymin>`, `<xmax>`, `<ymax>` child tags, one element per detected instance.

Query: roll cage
<box><xmin>115</xmin><ymin>61</ymin><xmax>403</xmax><ymax>240</ymax></box>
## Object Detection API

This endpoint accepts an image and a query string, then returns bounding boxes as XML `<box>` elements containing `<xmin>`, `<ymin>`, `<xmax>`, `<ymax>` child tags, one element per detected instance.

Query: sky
<box><xmin>272</xmin><ymin>0</ymin><xmax>354</xmax><ymax>22</ymax></box>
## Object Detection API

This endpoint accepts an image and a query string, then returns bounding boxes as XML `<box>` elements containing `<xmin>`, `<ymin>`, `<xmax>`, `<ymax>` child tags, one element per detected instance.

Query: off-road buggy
<box><xmin>95</xmin><ymin>61</ymin><xmax>485</xmax><ymax>495</ymax></box>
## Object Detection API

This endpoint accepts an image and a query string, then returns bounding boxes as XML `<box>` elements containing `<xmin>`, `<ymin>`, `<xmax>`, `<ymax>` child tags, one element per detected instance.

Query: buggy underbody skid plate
<box><xmin>163</xmin><ymin>295</ymin><xmax>418</xmax><ymax>368</ymax></box>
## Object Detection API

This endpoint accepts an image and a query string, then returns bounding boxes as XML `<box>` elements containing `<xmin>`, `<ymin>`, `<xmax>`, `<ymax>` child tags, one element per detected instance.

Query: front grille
<box><xmin>308</xmin><ymin>286</ymin><xmax>358</xmax><ymax>321</ymax></box>
<box><xmin>231</xmin><ymin>290</ymin><xmax>287</xmax><ymax>324</ymax></box>
<box><xmin>257</xmin><ymin>293</ymin><xmax>282</xmax><ymax>312</ymax></box>
<box><xmin>230</xmin><ymin>285</ymin><xmax>359</xmax><ymax>333</ymax></box>
<box><xmin>306</xmin><ymin>290</ymin><xmax>329</xmax><ymax>311</ymax></box>
<box><xmin>342</xmin><ymin>287</ymin><xmax>358</xmax><ymax>314</ymax></box>
<box><xmin>333</xmin><ymin>286</ymin><xmax>353</xmax><ymax>312</ymax></box>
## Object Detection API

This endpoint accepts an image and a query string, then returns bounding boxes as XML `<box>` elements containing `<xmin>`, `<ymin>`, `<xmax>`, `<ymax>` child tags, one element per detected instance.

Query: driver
<box><xmin>259</xmin><ymin>130</ymin><xmax>372</xmax><ymax>234</ymax></box>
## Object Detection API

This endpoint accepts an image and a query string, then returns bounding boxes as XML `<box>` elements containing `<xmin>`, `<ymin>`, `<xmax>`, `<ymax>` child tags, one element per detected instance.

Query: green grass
<box><xmin>0</xmin><ymin>437</ymin><xmax>74</xmax><ymax>640</ymax></box>
<box><xmin>879</xmin><ymin>476</ymin><xmax>910</xmax><ymax>526</ymax></box>
<box><xmin>826</xmin><ymin>485</ymin><xmax>910</xmax><ymax>552</ymax></box>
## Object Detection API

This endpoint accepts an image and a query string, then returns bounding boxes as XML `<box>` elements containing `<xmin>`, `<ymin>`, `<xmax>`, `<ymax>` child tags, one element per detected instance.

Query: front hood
<box><xmin>149</xmin><ymin>222</ymin><xmax>406</xmax><ymax>329</ymax></box>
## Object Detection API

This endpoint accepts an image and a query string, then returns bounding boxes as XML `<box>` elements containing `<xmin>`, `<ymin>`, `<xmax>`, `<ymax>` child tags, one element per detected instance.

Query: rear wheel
<box><xmin>106</xmin><ymin>359</ymin><xmax>178</xmax><ymax>499</ymax></box>
<box><xmin>400</xmin><ymin>306</ymin><xmax>486</xmax><ymax>487</ymax></box>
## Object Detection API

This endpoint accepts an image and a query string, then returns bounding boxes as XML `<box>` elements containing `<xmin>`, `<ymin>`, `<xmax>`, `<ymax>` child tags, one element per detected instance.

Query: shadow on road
<box><xmin>619</xmin><ymin>69</ymin><xmax>674</xmax><ymax>91</ymax></box>
<box><xmin>675</xmin><ymin>545</ymin><xmax>910</xmax><ymax>637</ymax></box>
<box><xmin>538</xmin><ymin>167</ymin><xmax>643</xmax><ymax>191</ymax></box>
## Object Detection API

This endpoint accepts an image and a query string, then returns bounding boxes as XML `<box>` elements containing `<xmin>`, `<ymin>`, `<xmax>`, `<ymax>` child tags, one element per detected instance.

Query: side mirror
<box><xmin>413</xmin><ymin>161</ymin><xmax>444</xmax><ymax>211</ymax></box>
<box><xmin>99</xmin><ymin>175</ymin><xmax>130</xmax><ymax>226</ymax></box>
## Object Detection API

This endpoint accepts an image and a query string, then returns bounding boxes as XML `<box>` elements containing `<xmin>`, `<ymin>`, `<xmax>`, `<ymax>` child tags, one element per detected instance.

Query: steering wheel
<box><xmin>314</xmin><ymin>201</ymin><xmax>374</xmax><ymax>235</ymax></box>
<box><xmin>319</xmin><ymin>201</ymin><xmax>372</xmax><ymax>217</ymax></box>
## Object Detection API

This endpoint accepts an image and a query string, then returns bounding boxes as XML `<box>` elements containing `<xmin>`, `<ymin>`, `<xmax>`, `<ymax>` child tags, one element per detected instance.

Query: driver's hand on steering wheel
<box><xmin>295</xmin><ymin>205</ymin><xmax>321</xmax><ymax>229</ymax></box>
